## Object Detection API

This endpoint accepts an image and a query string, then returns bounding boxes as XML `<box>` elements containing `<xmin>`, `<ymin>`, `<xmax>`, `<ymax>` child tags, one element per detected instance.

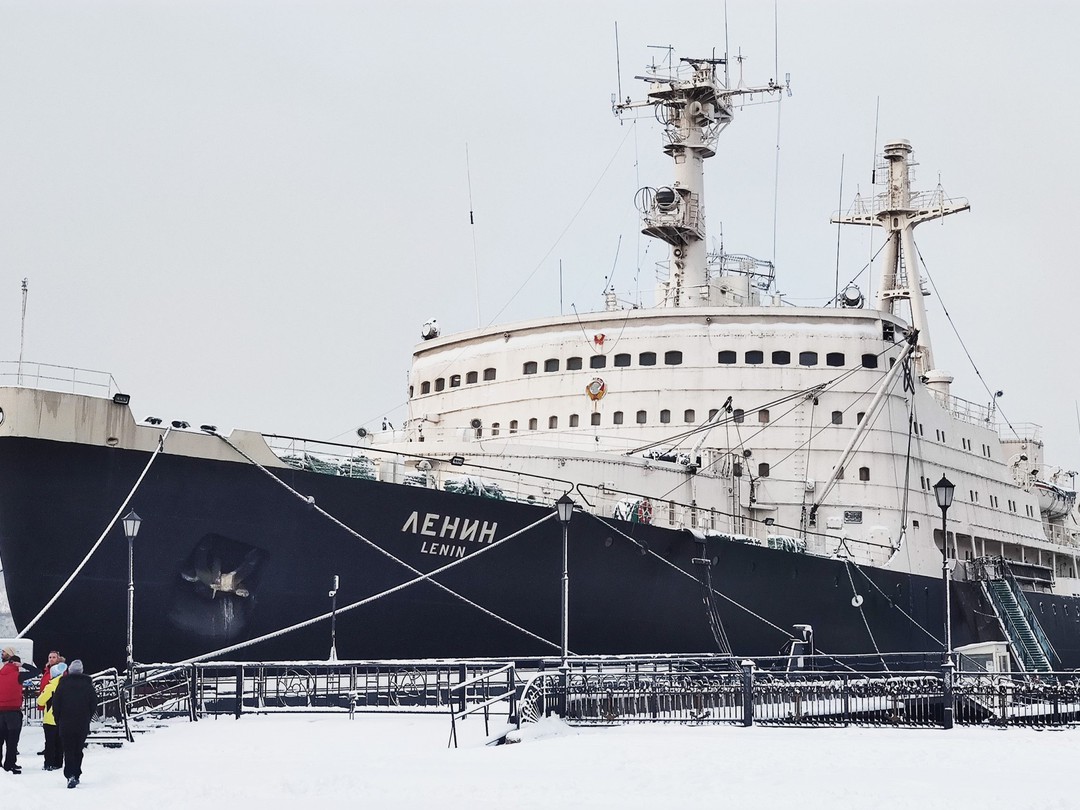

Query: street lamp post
<box><xmin>329</xmin><ymin>575</ymin><xmax>340</xmax><ymax>661</ymax></box>
<box><xmin>933</xmin><ymin>475</ymin><xmax>955</xmax><ymax>729</ymax></box>
<box><xmin>555</xmin><ymin>493</ymin><xmax>575</xmax><ymax>716</ymax></box>
<box><xmin>121</xmin><ymin>510</ymin><xmax>143</xmax><ymax>682</ymax></box>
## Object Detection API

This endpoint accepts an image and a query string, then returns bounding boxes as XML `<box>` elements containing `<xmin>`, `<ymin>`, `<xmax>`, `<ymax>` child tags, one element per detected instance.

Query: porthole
<box><xmin>590</xmin><ymin>355</ymin><xmax>607</xmax><ymax>369</ymax></box>
<box><xmin>466</xmin><ymin>371</ymin><xmax>478</xmax><ymax>384</ymax></box>
<box><xmin>523</xmin><ymin>361</ymin><xmax>538</xmax><ymax>375</ymax></box>
<box><xmin>544</xmin><ymin>359</ymin><xmax>559</xmax><ymax>372</ymax></box>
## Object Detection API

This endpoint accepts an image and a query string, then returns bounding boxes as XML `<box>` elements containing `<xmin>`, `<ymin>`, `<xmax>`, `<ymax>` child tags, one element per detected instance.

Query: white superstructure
<box><xmin>373</xmin><ymin>52</ymin><xmax>1080</xmax><ymax>595</ymax></box>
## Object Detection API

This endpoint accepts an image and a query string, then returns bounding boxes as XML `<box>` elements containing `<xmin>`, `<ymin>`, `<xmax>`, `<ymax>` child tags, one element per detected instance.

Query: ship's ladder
<box><xmin>978</xmin><ymin>562</ymin><xmax>1056</xmax><ymax>674</ymax></box>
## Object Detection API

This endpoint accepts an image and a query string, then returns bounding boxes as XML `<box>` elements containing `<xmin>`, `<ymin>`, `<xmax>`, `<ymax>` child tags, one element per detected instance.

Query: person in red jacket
<box><xmin>36</xmin><ymin>651</ymin><xmax>61</xmax><ymax>696</ymax></box>
<box><xmin>0</xmin><ymin>647</ymin><xmax>39</xmax><ymax>775</ymax></box>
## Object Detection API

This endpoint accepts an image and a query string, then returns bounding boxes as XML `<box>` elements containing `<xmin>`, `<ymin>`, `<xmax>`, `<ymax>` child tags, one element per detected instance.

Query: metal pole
<box><xmin>330</xmin><ymin>590</ymin><xmax>338</xmax><ymax>661</ymax></box>
<box><xmin>941</xmin><ymin>505</ymin><xmax>954</xmax><ymax>729</ymax></box>
<box><xmin>126</xmin><ymin>532</ymin><xmax>134</xmax><ymax>677</ymax></box>
<box><xmin>560</xmin><ymin>520</ymin><xmax>569</xmax><ymax>716</ymax></box>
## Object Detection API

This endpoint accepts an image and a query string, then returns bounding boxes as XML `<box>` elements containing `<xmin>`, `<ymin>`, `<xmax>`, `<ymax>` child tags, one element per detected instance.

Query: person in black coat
<box><xmin>50</xmin><ymin>659</ymin><xmax>96</xmax><ymax>789</ymax></box>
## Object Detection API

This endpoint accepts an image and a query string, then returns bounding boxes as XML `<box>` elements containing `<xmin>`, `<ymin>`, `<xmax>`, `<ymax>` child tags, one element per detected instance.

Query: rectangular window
<box><xmin>614</xmin><ymin>353</ymin><xmax>631</xmax><ymax>367</ymax></box>
<box><xmin>567</xmin><ymin>357</ymin><xmax>583</xmax><ymax>370</ymax></box>
<box><xmin>590</xmin><ymin>412</ymin><xmax>601</xmax><ymax>426</ymax></box>
<box><xmin>544</xmin><ymin>359</ymin><xmax>559</xmax><ymax>372</ymax></box>
<box><xmin>639</xmin><ymin>352</ymin><xmax>657</xmax><ymax>366</ymax></box>
<box><xmin>483</xmin><ymin>368</ymin><xmax>496</xmax><ymax>381</ymax></box>
<box><xmin>664</xmin><ymin>351</ymin><xmax>683</xmax><ymax>365</ymax></box>
<box><xmin>613</xmin><ymin>411</ymin><xmax>624</xmax><ymax>425</ymax></box>
<box><xmin>590</xmin><ymin>355</ymin><xmax>607</xmax><ymax>369</ymax></box>
<box><xmin>569</xmin><ymin>414</ymin><xmax>580</xmax><ymax>427</ymax></box>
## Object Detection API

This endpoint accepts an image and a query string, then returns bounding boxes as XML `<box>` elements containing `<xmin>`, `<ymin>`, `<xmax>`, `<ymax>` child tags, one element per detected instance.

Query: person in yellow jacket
<box><xmin>36</xmin><ymin>662</ymin><xmax>66</xmax><ymax>771</ymax></box>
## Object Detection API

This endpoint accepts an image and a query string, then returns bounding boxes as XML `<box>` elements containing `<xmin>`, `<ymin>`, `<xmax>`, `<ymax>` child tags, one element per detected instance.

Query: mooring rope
<box><xmin>175</xmin><ymin>509</ymin><xmax>559</xmax><ymax>664</ymax></box>
<box><xmin>17</xmin><ymin>427</ymin><xmax>173</xmax><ymax>639</ymax></box>
<box><xmin>844</xmin><ymin>558</ymin><xmax>887</xmax><ymax>670</ymax></box>
<box><xmin>845</xmin><ymin>556</ymin><xmax>943</xmax><ymax>648</ymax></box>
<box><xmin>204</xmin><ymin>432</ymin><xmax>563</xmax><ymax>658</ymax></box>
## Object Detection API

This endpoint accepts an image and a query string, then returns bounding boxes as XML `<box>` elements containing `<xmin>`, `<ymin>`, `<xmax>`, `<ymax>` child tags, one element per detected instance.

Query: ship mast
<box><xmin>833</xmin><ymin>140</ymin><xmax>969</xmax><ymax>381</ymax></box>
<box><xmin>615</xmin><ymin>56</ymin><xmax>785</xmax><ymax>307</ymax></box>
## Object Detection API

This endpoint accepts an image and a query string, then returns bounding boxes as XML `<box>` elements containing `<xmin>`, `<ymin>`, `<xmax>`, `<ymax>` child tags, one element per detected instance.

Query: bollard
<box><xmin>740</xmin><ymin>660</ymin><xmax>755</xmax><ymax>727</ymax></box>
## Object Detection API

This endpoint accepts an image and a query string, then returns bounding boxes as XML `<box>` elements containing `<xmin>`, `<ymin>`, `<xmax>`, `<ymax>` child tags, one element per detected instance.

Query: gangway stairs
<box><xmin>982</xmin><ymin>578</ymin><xmax>1055</xmax><ymax>674</ymax></box>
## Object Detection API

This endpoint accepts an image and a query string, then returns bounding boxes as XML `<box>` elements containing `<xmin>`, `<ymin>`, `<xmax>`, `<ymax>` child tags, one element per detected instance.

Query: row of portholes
<box><xmin>416</xmin><ymin>367</ymin><xmax>497</xmax><ymax>396</ymax></box>
<box><xmin>523</xmin><ymin>351</ymin><xmax>684</xmax><ymax>375</ymax></box>
<box><xmin>718</xmin><ymin>350</ymin><xmax>881</xmax><ymax>369</ymax></box>
<box><xmin>480</xmin><ymin>407</ymin><xmax>870</xmax><ymax>431</ymax></box>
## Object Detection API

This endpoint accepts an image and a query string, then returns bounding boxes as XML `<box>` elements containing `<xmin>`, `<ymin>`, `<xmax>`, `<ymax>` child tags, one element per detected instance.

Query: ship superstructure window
<box><xmin>640</xmin><ymin>352</ymin><xmax>657</xmax><ymax>366</ymax></box>
<box><xmin>664</xmin><ymin>351</ymin><xmax>683</xmax><ymax>365</ymax></box>
<box><xmin>746</xmin><ymin>350</ymin><xmax>764</xmax><ymax>365</ymax></box>
<box><xmin>614</xmin><ymin>353</ymin><xmax>631</xmax><ymax>367</ymax></box>
<box><xmin>409</xmin><ymin>386</ymin><xmax>414</xmax><ymax>398</ymax></box>
<box><xmin>491</xmin><ymin>422</ymin><xmax>500</xmax><ymax>436</ymax></box>
<box><xmin>591</xmin><ymin>412</ymin><xmax>601</xmax><ymax>426</ymax></box>
<box><xmin>684</xmin><ymin>409</ymin><xmax>695</xmax><ymax>423</ymax></box>
<box><xmin>718</xmin><ymin>350</ymin><xmax>737</xmax><ymax>364</ymax></box>
<box><xmin>758</xmin><ymin>462</ymin><xmax>770</xmax><ymax>477</ymax></box>
<box><xmin>636</xmin><ymin>410</ymin><xmax>647</xmax><ymax>424</ymax></box>
<box><xmin>831</xmin><ymin>411</ymin><xmax>843</xmax><ymax>425</ymax></box>
<box><xmin>528</xmin><ymin>418</ymin><xmax>538</xmax><ymax>430</ymax></box>
<box><xmin>450</xmin><ymin>375</ymin><xmax>461</xmax><ymax>388</ymax></box>
<box><xmin>523</xmin><ymin>362</ymin><xmax>538</xmax><ymax>375</ymax></box>
<box><xmin>590</xmin><ymin>355</ymin><xmax>607</xmax><ymax>369</ymax></box>
<box><xmin>709</xmin><ymin>408</ymin><xmax>719</xmax><ymax>420</ymax></box>
<box><xmin>421</xmin><ymin>381</ymin><xmax>431</xmax><ymax>394</ymax></box>
<box><xmin>733</xmin><ymin>409</ymin><xmax>745</xmax><ymax>423</ymax></box>
<box><xmin>466</xmin><ymin>371</ymin><xmax>478</xmax><ymax>384</ymax></box>
<box><xmin>483</xmin><ymin>368</ymin><xmax>496</xmax><ymax>381</ymax></box>
<box><xmin>660</xmin><ymin>409</ymin><xmax>671</xmax><ymax>424</ymax></box>
<box><xmin>569</xmin><ymin>414</ymin><xmax>580</xmax><ymax>427</ymax></box>
<box><xmin>826</xmin><ymin>352</ymin><xmax>845</xmax><ymax>367</ymax></box>
<box><xmin>861</xmin><ymin>354</ymin><xmax>879</xmax><ymax>369</ymax></box>
<box><xmin>613</xmin><ymin>411</ymin><xmax>624</xmax><ymax>425</ymax></box>
<box><xmin>772</xmin><ymin>350</ymin><xmax>791</xmax><ymax>365</ymax></box>
<box><xmin>799</xmin><ymin>351</ymin><xmax>818</xmax><ymax>366</ymax></box>
<box><xmin>548</xmin><ymin>416</ymin><xmax>558</xmax><ymax>429</ymax></box>
<box><xmin>859</xmin><ymin>466</ymin><xmax>870</xmax><ymax>481</ymax></box>
<box><xmin>758</xmin><ymin>409</ymin><xmax>770</xmax><ymax>424</ymax></box>
<box><xmin>857</xmin><ymin>412</ymin><xmax>865</xmax><ymax>424</ymax></box>
<box><xmin>509</xmin><ymin>420</ymin><xmax>518</xmax><ymax>433</ymax></box>
<box><xmin>435</xmin><ymin>378</ymin><xmax>446</xmax><ymax>391</ymax></box>
<box><xmin>544</xmin><ymin>359</ymin><xmax>559</xmax><ymax>372</ymax></box>
<box><xmin>567</xmin><ymin>357</ymin><xmax>583</xmax><ymax>370</ymax></box>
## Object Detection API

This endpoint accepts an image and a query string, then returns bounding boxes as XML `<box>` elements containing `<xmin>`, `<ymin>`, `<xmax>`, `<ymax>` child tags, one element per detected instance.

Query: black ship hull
<box><xmin>2</xmin><ymin>436</ymin><xmax>1079</xmax><ymax>671</ymax></box>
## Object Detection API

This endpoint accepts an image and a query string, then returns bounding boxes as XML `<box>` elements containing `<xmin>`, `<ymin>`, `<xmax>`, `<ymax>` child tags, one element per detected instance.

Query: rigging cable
<box><xmin>205</xmin><ymin>432</ymin><xmax>564</xmax><ymax>657</ymax></box>
<box><xmin>17</xmin><ymin>426</ymin><xmax>173</xmax><ymax>639</ymax></box>
<box><xmin>917</xmin><ymin>243</ymin><xmax>1020</xmax><ymax>440</ymax></box>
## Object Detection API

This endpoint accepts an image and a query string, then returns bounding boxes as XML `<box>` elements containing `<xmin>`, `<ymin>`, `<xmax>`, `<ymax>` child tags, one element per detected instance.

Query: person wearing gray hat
<box><xmin>51</xmin><ymin>659</ymin><xmax>96</xmax><ymax>788</ymax></box>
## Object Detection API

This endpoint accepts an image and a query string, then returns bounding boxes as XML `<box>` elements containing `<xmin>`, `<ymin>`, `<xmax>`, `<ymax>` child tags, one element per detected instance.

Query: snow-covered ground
<box><xmin>0</xmin><ymin>712</ymin><xmax>1074</xmax><ymax>807</ymax></box>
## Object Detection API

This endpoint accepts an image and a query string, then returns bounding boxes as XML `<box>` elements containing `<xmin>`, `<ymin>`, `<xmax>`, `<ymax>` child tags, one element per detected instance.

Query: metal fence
<box><xmin>515</xmin><ymin>656</ymin><xmax>1080</xmax><ymax>729</ymax></box>
<box><xmin>127</xmin><ymin>660</ymin><xmax>521</xmax><ymax>721</ymax></box>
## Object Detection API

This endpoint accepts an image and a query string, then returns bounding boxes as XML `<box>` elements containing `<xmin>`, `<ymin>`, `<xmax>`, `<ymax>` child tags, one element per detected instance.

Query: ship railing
<box><xmin>264</xmin><ymin>434</ymin><xmax>576</xmax><ymax>511</ymax></box>
<box><xmin>999</xmin><ymin>423</ymin><xmax>1043</xmax><ymax>443</ymax></box>
<box><xmin>0</xmin><ymin>360</ymin><xmax>121</xmax><ymax>398</ymax></box>
<box><xmin>263</xmin><ymin>435</ymin><xmax>895</xmax><ymax>568</ymax></box>
<box><xmin>945</xmin><ymin>393</ymin><xmax>994</xmax><ymax>427</ymax></box>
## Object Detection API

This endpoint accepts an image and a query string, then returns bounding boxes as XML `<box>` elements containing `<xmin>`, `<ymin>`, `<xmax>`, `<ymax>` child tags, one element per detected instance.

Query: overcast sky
<box><xmin>1</xmin><ymin>1</ymin><xmax>1077</xmax><ymax>463</ymax></box>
